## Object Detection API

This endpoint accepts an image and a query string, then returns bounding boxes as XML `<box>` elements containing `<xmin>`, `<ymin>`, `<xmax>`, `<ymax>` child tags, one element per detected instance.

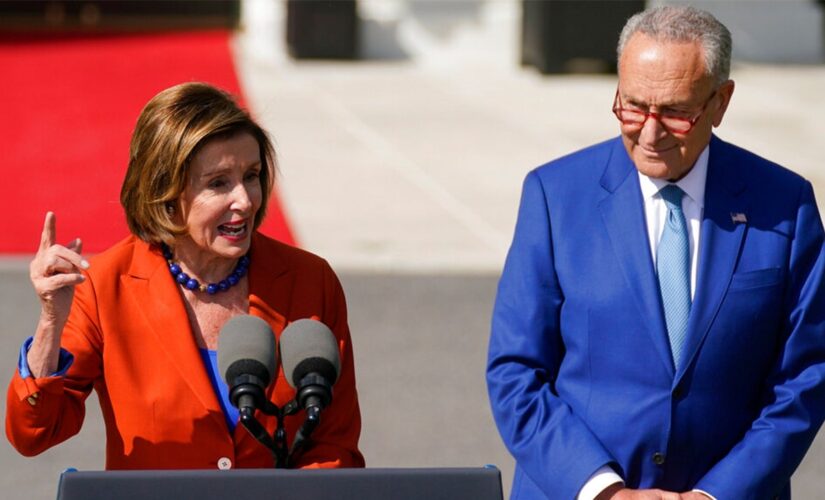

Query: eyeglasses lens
<box><xmin>616</xmin><ymin>109</ymin><xmax>692</xmax><ymax>134</ymax></box>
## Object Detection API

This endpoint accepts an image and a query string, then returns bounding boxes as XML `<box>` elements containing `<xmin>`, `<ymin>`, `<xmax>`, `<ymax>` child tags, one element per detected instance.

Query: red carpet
<box><xmin>0</xmin><ymin>30</ymin><xmax>295</xmax><ymax>254</ymax></box>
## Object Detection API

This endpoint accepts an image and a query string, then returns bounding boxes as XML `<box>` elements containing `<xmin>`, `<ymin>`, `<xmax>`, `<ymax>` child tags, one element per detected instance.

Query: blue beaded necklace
<box><xmin>161</xmin><ymin>244</ymin><xmax>250</xmax><ymax>295</ymax></box>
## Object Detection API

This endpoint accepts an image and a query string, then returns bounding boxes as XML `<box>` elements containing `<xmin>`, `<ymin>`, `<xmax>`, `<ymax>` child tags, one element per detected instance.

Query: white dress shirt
<box><xmin>577</xmin><ymin>146</ymin><xmax>714</xmax><ymax>500</ymax></box>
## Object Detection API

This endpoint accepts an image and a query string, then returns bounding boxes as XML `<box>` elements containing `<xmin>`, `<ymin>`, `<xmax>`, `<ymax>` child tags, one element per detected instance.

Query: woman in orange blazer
<box><xmin>6</xmin><ymin>82</ymin><xmax>364</xmax><ymax>470</ymax></box>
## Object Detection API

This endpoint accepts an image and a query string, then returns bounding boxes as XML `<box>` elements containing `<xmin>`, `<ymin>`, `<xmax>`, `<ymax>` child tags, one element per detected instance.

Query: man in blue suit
<box><xmin>487</xmin><ymin>6</ymin><xmax>825</xmax><ymax>500</ymax></box>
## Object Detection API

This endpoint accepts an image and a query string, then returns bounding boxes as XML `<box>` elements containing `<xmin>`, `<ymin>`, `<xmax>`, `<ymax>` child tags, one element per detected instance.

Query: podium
<box><xmin>56</xmin><ymin>467</ymin><xmax>503</xmax><ymax>500</ymax></box>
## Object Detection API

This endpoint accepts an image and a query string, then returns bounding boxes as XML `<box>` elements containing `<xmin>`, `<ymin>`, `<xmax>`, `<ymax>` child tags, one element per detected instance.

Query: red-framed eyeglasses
<box><xmin>612</xmin><ymin>88</ymin><xmax>717</xmax><ymax>135</ymax></box>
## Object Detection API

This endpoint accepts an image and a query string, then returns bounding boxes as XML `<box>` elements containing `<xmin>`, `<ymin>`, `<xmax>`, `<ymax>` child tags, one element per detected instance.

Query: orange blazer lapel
<box><xmin>122</xmin><ymin>239</ymin><xmax>226</xmax><ymax>431</ymax></box>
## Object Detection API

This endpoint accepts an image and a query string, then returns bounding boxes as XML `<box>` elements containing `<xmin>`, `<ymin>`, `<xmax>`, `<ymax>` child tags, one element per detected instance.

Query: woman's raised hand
<box><xmin>29</xmin><ymin>212</ymin><xmax>89</xmax><ymax>328</ymax></box>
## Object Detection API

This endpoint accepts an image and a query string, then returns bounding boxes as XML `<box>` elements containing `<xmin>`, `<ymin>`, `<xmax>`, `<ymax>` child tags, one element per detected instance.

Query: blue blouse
<box><xmin>199</xmin><ymin>348</ymin><xmax>240</xmax><ymax>432</ymax></box>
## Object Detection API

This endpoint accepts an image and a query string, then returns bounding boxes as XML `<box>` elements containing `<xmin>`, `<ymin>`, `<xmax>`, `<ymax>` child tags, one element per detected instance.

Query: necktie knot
<box><xmin>659</xmin><ymin>184</ymin><xmax>685</xmax><ymax>212</ymax></box>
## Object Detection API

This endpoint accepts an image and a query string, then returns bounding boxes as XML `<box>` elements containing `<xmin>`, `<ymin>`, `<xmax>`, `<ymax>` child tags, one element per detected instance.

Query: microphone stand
<box><xmin>239</xmin><ymin>399</ymin><xmax>300</xmax><ymax>468</ymax></box>
<box><xmin>235</xmin><ymin>375</ymin><xmax>332</xmax><ymax>468</ymax></box>
<box><xmin>288</xmin><ymin>374</ymin><xmax>331</xmax><ymax>458</ymax></box>
<box><xmin>288</xmin><ymin>406</ymin><xmax>318</xmax><ymax>462</ymax></box>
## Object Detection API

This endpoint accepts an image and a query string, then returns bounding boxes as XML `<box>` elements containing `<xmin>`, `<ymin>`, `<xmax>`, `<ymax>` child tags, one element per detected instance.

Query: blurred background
<box><xmin>1</xmin><ymin>0</ymin><xmax>824</xmax><ymax>498</ymax></box>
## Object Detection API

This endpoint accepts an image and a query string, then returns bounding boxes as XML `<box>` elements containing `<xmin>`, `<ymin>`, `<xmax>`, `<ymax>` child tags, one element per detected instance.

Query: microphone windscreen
<box><xmin>280</xmin><ymin>319</ymin><xmax>340</xmax><ymax>388</ymax></box>
<box><xmin>218</xmin><ymin>315</ymin><xmax>277</xmax><ymax>387</ymax></box>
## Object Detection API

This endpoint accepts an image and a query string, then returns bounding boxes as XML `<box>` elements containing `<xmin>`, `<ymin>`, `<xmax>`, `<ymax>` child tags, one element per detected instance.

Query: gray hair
<box><xmin>617</xmin><ymin>5</ymin><xmax>732</xmax><ymax>86</ymax></box>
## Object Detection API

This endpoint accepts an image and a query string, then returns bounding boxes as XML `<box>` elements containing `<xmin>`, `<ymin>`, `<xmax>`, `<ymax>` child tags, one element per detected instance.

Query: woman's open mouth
<box><xmin>218</xmin><ymin>220</ymin><xmax>248</xmax><ymax>240</ymax></box>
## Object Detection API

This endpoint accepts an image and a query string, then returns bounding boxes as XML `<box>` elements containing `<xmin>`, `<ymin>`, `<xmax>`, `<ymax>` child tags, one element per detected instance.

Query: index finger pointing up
<box><xmin>40</xmin><ymin>211</ymin><xmax>56</xmax><ymax>251</ymax></box>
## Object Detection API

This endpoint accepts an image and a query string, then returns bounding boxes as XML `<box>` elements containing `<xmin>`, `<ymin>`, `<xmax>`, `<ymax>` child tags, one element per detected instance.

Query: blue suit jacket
<box><xmin>487</xmin><ymin>136</ymin><xmax>825</xmax><ymax>499</ymax></box>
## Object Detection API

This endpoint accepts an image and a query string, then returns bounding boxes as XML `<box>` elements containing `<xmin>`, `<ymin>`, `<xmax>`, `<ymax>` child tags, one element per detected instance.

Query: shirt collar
<box><xmin>637</xmin><ymin>145</ymin><xmax>709</xmax><ymax>208</ymax></box>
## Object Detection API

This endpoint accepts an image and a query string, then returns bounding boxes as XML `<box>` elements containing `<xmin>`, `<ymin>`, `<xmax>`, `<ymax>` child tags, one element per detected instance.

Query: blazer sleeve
<box><xmin>5</xmin><ymin>275</ymin><xmax>103</xmax><ymax>456</ymax></box>
<box><xmin>487</xmin><ymin>170</ymin><xmax>616</xmax><ymax>498</ymax></box>
<box><xmin>695</xmin><ymin>181</ymin><xmax>825</xmax><ymax>498</ymax></box>
<box><xmin>292</xmin><ymin>261</ymin><xmax>365</xmax><ymax>469</ymax></box>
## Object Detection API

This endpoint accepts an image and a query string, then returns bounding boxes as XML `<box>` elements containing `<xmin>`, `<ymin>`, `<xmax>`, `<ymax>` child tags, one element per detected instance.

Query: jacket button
<box><xmin>652</xmin><ymin>452</ymin><xmax>666</xmax><ymax>466</ymax></box>
<box><xmin>217</xmin><ymin>457</ymin><xmax>232</xmax><ymax>470</ymax></box>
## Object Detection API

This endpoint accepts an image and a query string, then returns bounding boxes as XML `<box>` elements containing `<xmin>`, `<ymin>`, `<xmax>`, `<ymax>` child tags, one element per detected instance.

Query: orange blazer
<box><xmin>6</xmin><ymin>233</ymin><xmax>364</xmax><ymax>470</ymax></box>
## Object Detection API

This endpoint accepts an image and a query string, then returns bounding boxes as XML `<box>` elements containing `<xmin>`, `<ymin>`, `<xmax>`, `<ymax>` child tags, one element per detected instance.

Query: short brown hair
<box><xmin>120</xmin><ymin>82</ymin><xmax>276</xmax><ymax>245</ymax></box>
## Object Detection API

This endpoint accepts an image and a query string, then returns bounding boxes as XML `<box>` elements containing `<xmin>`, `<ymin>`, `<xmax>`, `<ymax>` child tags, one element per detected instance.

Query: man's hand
<box><xmin>597</xmin><ymin>484</ymin><xmax>683</xmax><ymax>500</ymax></box>
<box><xmin>679</xmin><ymin>492</ymin><xmax>713</xmax><ymax>500</ymax></box>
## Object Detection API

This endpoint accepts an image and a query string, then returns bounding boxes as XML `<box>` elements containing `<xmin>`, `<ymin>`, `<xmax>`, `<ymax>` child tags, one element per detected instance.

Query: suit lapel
<box><xmin>124</xmin><ymin>239</ymin><xmax>226</xmax><ymax>431</ymax></box>
<box><xmin>599</xmin><ymin>139</ymin><xmax>674</xmax><ymax>377</ymax></box>
<box><xmin>677</xmin><ymin>136</ymin><xmax>747</xmax><ymax>381</ymax></box>
<box><xmin>247</xmin><ymin>233</ymin><xmax>290</xmax><ymax>335</ymax></box>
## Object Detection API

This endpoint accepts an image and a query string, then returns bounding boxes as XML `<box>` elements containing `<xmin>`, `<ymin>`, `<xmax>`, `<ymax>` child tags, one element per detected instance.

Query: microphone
<box><xmin>279</xmin><ymin>319</ymin><xmax>340</xmax><ymax>423</ymax></box>
<box><xmin>218</xmin><ymin>315</ymin><xmax>278</xmax><ymax>414</ymax></box>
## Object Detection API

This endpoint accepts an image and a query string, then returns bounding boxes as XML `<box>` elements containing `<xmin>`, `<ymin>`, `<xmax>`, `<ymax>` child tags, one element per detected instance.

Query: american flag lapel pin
<box><xmin>730</xmin><ymin>212</ymin><xmax>748</xmax><ymax>224</ymax></box>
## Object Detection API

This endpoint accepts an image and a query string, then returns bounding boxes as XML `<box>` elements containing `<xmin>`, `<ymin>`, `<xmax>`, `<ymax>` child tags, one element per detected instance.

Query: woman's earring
<box><xmin>165</xmin><ymin>203</ymin><xmax>175</xmax><ymax>216</ymax></box>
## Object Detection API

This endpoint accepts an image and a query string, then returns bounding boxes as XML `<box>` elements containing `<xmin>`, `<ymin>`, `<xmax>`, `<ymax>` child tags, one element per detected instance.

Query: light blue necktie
<box><xmin>657</xmin><ymin>185</ymin><xmax>691</xmax><ymax>371</ymax></box>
